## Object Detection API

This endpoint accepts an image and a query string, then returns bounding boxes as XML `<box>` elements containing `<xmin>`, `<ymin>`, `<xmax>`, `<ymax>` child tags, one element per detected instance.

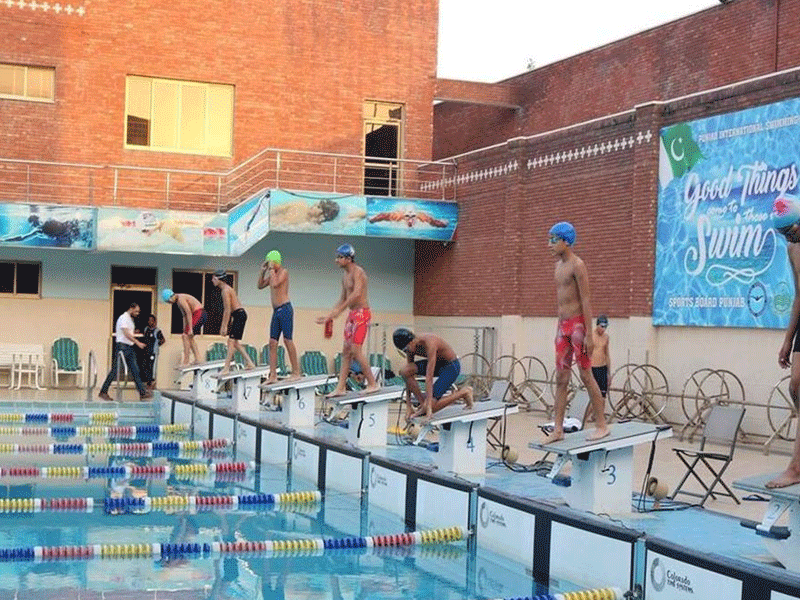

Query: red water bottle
<box><xmin>324</xmin><ymin>319</ymin><xmax>333</xmax><ymax>339</ymax></box>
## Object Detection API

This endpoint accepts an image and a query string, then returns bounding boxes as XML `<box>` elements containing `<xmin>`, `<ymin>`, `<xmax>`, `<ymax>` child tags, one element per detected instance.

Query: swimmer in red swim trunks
<box><xmin>315</xmin><ymin>243</ymin><xmax>380</xmax><ymax>397</ymax></box>
<box><xmin>162</xmin><ymin>288</ymin><xmax>206</xmax><ymax>366</ymax></box>
<box><xmin>545</xmin><ymin>222</ymin><xmax>610</xmax><ymax>444</ymax></box>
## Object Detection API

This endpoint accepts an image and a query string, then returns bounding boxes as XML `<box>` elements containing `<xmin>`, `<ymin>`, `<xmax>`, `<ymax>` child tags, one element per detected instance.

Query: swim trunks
<box><xmin>555</xmin><ymin>315</ymin><xmax>590</xmax><ymax>371</ymax></box>
<box><xmin>227</xmin><ymin>308</ymin><xmax>247</xmax><ymax>341</ymax></box>
<box><xmin>344</xmin><ymin>307</ymin><xmax>371</xmax><ymax>345</ymax></box>
<box><xmin>592</xmin><ymin>365</ymin><xmax>608</xmax><ymax>397</ymax></box>
<box><xmin>186</xmin><ymin>308</ymin><xmax>206</xmax><ymax>335</ymax></box>
<box><xmin>415</xmin><ymin>358</ymin><xmax>461</xmax><ymax>399</ymax></box>
<box><xmin>270</xmin><ymin>302</ymin><xmax>294</xmax><ymax>341</ymax></box>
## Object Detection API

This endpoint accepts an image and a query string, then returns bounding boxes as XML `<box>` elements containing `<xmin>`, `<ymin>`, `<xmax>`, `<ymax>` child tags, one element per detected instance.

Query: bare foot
<box><xmin>325</xmin><ymin>388</ymin><xmax>347</xmax><ymax>399</ymax></box>
<box><xmin>586</xmin><ymin>426</ymin><xmax>611</xmax><ymax>441</ymax></box>
<box><xmin>766</xmin><ymin>470</ymin><xmax>800</xmax><ymax>489</ymax></box>
<box><xmin>462</xmin><ymin>386</ymin><xmax>474</xmax><ymax>409</ymax></box>
<box><xmin>542</xmin><ymin>430</ymin><xmax>565</xmax><ymax>444</ymax></box>
<box><xmin>218</xmin><ymin>369</ymin><xmax>229</xmax><ymax>376</ymax></box>
<box><xmin>362</xmin><ymin>384</ymin><xmax>381</xmax><ymax>395</ymax></box>
<box><xmin>286</xmin><ymin>373</ymin><xmax>302</xmax><ymax>382</ymax></box>
<box><xmin>265</xmin><ymin>376</ymin><xmax>278</xmax><ymax>385</ymax></box>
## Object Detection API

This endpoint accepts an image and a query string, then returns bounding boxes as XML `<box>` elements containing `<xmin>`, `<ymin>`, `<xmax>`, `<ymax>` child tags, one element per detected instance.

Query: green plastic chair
<box><xmin>260</xmin><ymin>344</ymin><xmax>287</xmax><ymax>375</ymax></box>
<box><xmin>206</xmin><ymin>342</ymin><xmax>227</xmax><ymax>362</ymax></box>
<box><xmin>234</xmin><ymin>344</ymin><xmax>258</xmax><ymax>368</ymax></box>
<box><xmin>51</xmin><ymin>337</ymin><xmax>84</xmax><ymax>387</ymax></box>
<box><xmin>301</xmin><ymin>350</ymin><xmax>335</xmax><ymax>393</ymax></box>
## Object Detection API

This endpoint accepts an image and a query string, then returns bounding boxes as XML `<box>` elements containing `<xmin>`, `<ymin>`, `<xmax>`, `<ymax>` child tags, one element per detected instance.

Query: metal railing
<box><xmin>0</xmin><ymin>149</ymin><xmax>458</xmax><ymax>212</ymax></box>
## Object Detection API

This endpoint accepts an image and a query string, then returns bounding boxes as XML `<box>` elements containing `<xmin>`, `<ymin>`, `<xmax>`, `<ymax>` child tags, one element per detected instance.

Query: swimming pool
<box><xmin>0</xmin><ymin>400</ymin><xmax>553</xmax><ymax>600</ymax></box>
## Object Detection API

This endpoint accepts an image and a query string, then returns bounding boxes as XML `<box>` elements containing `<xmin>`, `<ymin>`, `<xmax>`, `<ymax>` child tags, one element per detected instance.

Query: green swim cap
<box><xmin>266</xmin><ymin>250</ymin><xmax>282</xmax><ymax>265</ymax></box>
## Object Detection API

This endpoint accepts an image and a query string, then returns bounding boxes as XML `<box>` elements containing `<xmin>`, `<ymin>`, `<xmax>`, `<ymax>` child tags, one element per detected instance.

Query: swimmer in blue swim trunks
<box><xmin>258</xmin><ymin>250</ymin><xmax>301</xmax><ymax>383</ymax></box>
<box><xmin>393</xmin><ymin>328</ymin><xmax>473</xmax><ymax>421</ymax></box>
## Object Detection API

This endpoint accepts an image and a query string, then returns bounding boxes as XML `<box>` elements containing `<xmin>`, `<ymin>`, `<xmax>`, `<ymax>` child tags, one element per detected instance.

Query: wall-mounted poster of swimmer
<box><xmin>228</xmin><ymin>188</ymin><xmax>270</xmax><ymax>256</ymax></box>
<box><xmin>0</xmin><ymin>203</ymin><xmax>96</xmax><ymax>248</ymax></box>
<box><xmin>366</xmin><ymin>197</ymin><xmax>457</xmax><ymax>241</ymax></box>
<box><xmin>97</xmin><ymin>208</ymin><xmax>228</xmax><ymax>255</ymax></box>
<box><xmin>269</xmin><ymin>189</ymin><xmax>366</xmax><ymax>236</ymax></box>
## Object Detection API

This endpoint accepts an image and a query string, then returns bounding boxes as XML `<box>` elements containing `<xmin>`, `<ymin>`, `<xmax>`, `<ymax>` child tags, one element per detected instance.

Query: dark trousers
<box><xmin>101</xmin><ymin>342</ymin><xmax>146</xmax><ymax>396</ymax></box>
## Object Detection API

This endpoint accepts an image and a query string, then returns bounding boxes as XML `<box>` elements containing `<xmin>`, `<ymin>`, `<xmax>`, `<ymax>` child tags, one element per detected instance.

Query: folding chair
<box><xmin>670</xmin><ymin>404</ymin><xmax>745</xmax><ymax>507</ymax></box>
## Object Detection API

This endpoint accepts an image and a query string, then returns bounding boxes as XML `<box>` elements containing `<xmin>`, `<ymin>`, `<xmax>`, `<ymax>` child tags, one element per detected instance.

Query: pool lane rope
<box><xmin>0</xmin><ymin>491</ymin><xmax>322</xmax><ymax>514</ymax></box>
<box><xmin>0</xmin><ymin>461</ymin><xmax>253</xmax><ymax>480</ymax></box>
<box><xmin>0</xmin><ymin>526</ymin><xmax>467</xmax><ymax>562</ymax></box>
<box><xmin>0</xmin><ymin>438</ymin><xmax>229</xmax><ymax>457</ymax></box>
<box><xmin>0</xmin><ymin>413</ymin><xmax>118</xmax><ymax>424</ymax></box>
<box><xmin>0</xmin><ymin>424</ymin><xmax>189</xmax><ymax>439</ymax></box>
<box><xmin>490</xmin><ymin>590</ymin><xmax>623</xmax><ymax>600</ymax></box>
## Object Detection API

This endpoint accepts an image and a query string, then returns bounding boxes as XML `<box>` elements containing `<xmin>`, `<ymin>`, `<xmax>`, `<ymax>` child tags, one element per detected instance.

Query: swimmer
<box><xmin>315</xmin><ymin>243</ymin><xmax>380</xmax><ymax>396</ymax></box>
<box><xmin>257</xmin><ymin>250</ymin><xmax>301</xmax><ymax>383</ymax></box>
<box><xmin>162</xmin><ymin>289</ymin><xmax>206</xmax><ymax>366</ymax></box>
<box><xmin>591</xmin><ymin>315</ymin><xmax>611</xmax><ymax>399</ymax></box>
<box><xmin>213</xmin><ymin>270</ymin><xmax>256</xmax><ymax>375</ymax></box>
<box><xmin>270</xmin><ymin>198</ymin><xmax>340</xmax><ymax>227</ymax></box>
<box><xmin>545</xmin><ymin>222</ymin><xmax>609</xmax><ymax>444</ymax></box>
<box><xmin>368</xmin><ymin>205</ymin><xmax>448</xmax><ymax>228</ymax></box>
<box><xmin>393</xmin><ymin>328</ymin><xmax>473</xmax><ymax>422</ymax></box>
<box><xmin>767</xmin><ymin>197</ymin><xmax>800</xmax><ymax>488</ymax></box>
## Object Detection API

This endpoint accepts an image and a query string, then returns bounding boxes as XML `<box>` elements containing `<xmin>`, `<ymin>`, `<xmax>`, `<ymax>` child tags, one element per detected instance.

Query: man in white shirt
<box><xmin>99</xmin><ymin>303</ymin><xmax>152</xmax><ymax>401</ymax></box>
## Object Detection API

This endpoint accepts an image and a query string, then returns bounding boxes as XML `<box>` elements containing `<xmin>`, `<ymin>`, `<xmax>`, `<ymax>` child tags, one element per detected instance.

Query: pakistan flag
<box><xmin>658</xmin><ymin>123</ymin><xmax>704</xmax><ymax>188</ymax></box>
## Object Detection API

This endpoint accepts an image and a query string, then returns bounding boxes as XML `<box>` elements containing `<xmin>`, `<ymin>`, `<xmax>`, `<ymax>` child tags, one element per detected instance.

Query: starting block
<box><xmin>214</xmin><ymin>365</ymin><xmax>273</xmax><ymax>412</ymax></box>
<box><xmin>413</xmin><ymin>400</ymin><xmax>519</xmax><ymax>476</ymax></box>
<box><xmin>174</xmin><ymin>361</ymin><xmax>227</xmax><ymax>401</ymax></box>
<box><xmin>336</xmin><ymin>385</ymin><xmax>405</xmax><ymax>447</ymax></box>
<box><xmin>260</xmin><ymin>374</ymin><xmax>336</xmax><ymax>429</ymax></box>
<box><xmin>528</xmin><ymin>422</ymin><xmax>672</xmax><ymax>514</ymax></box>
<box><xmin>733</xmin><ymin>473</ymin><xmax>800</xmax><ymax>571</ymax></box>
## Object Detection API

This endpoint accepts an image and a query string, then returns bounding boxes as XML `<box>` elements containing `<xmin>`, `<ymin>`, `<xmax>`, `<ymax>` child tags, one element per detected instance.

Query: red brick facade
<box><xmin>420</xmin><ymin>0</ymin><xmax>800</xmax><ymax>319</ymax></box>
<box><xmin>0</xmin><ymin>1</ymin><xmax>438</xmax><ymax>168</ymax></box>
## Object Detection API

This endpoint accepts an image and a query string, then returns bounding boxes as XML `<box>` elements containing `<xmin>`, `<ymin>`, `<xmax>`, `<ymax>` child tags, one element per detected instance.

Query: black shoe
<box><xmin>98</xmin><ymin>392</ymin><xmax>113</xmax><ymax>402</ymax></box>
<box><xmin>140</xmin><ymin>391</ymin><xmax>153</xmax><ymax>401</ymax></box>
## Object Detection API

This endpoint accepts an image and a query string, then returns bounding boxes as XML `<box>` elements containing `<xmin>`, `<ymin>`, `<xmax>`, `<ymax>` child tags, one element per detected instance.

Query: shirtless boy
<box><xmin>257</xmin><ymin>250</ymin><xmax>301</xmax><ymax>383</ymax></box>
<box><xmin>162</xmin><ymin>289</ymin><xmax>206</xmax><ymax>366</ymax></box>
<box><xmin>212</xmin><ymin>270</ymin><xmax>256</xmax><ymax>375</ymax></box>
<box><xmin>591</xmin><ymin>315</ymin><xmax>611</xmax><ymax>399</ymax></box>
<box><xmin>767</xmin><ymin>198</ymin><xmax>800</xmax><ymax>488</ymax></box>
<box><xmin>392</xmin><ymin>328</ymin><xmax>473</xmax><ymax>421</ymax></box>
<box><xmin>545</xmin><ymin>221</ymin><xmax>610</xmax><ymax>444</ymax></box>
<box><xmin>315</xmin><ymin>243</ymin><xmax>379</xmax><ymax>396</ymax></box>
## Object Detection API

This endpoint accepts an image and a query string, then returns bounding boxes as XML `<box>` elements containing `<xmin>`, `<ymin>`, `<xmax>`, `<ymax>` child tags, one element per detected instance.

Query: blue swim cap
<box><xmin>774</xmin><ymin>197</ymin><xmax>800</xmax><ymax>230</ymax></box>
<box><xmin>336</xmin><ymin>243</ymin><xmax>355</xmax><ymax>258</ymax></box>
<box><xmin>549</xmin><ymin>222</ymin><xmax>576</xmax><ymax>245</ymax></box>
<box><xmin>161</xmin><ymin>289</ymin><xmax>174</xmax><ymax>303</ymax></box>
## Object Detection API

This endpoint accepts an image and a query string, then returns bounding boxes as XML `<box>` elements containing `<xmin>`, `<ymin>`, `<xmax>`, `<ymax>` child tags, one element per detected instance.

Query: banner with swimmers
<box><xmin>654</xmin><ymin>96</ymin><xmax>800</xmax><ymax>328</ymax></box>
<box><xmin>96</xmin><ymin>208</ymin><xmax>228</xmax><ymax>255</ymax></box>
<box><xmin>268</xmin><ymin>189</ymin><xmax>457</xmax><ymax>241</ymax></box>
<box><xmin>0</xmin><ymin>203</ymin><xmax>96</xmax><ymax>249</ymax></box>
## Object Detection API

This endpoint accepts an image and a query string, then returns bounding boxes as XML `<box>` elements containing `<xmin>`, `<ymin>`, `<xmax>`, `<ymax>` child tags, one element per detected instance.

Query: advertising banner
<box><xmin>646</xmin><ymin>551</ymin><xmax>741</xmax><ymax>599</ymax></box>
<box><xmin>654</xmin><ymin>97</ymin><xmax>800</xmax><ymax>327</ymax></box>
<box><xmin>227</xmin><ymin>188</ymin><xmax>270</xmax><ymax>256</ymax></box>
<box><xmin>97</xmin><ymin>208</ymin><xmax>227</xmax><ymax>255</ymax></box>
<box><xmin>367</xmin><ymin>196</ymin><xmax>457</xmax><ymax>241</ymax></box>
<box><xmin>0</xmin><ymin>203</ymin><xmax>95</xmax><ymax>249</ymax></box>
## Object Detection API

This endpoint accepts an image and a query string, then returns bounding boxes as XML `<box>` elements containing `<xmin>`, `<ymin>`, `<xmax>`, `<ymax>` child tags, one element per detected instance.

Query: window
<box><xmin>0</xmin><ymin>64</ymin><xmax>54</xmax><ymax>102</ymax></box>
<box><xmin>363</xmin><ymin>100</ymin><xmax>403</xmax><ymax>196</ymax></box>
<box><xmin>0</xmin><ymin>261</ymin><xmax>41</xmax><ymax>296</ymax></box>
<box><xmin>125</xmin><ymin>76</ymin><xmax>234</xmax><ymax>156</ymax></box>
<box><xmin>169</xmin><ymin>269</ymin><xmax>238</xmax><ymax>335</ymax></box>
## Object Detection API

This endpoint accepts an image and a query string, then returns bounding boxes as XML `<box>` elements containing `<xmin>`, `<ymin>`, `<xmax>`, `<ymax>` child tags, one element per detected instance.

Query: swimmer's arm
<box><xmin>368</xmin><ymin>212</ymin><xmax>390</xmax><ymax>223</ymax></box>
<box><xmin>257</xmin><ymin>263</ymin><xmax>271</xmax><ymax>289</ymax></box>
<box><xmin>418</xmin><ymin>213</ymin><xmax>448</xmax><ymax>227</ymax></box>
<box><xmin>784</xmin><ymin>249</ymin><xmax>800</xmax><ymax>349</ymax></box>
<box><xmin>220</xmin><ymin>288</ymin><xmax>232</xmax><ymax>334</ymax></box>
<box><xmin>176</xmin><ymin>296</ymin><xmax>192</xmax><ymax>331</ymax></box>
<box><xmin>423</xmin><ymin>338</ymin><xmax>439</xmax><ymax>406</ymax></box>
<box><xmin>574</xmin><ymin>261</ymin><xmax>595</xmax><ymax>354</ymax></box>
<box><xmin>325</xmin><ymin>275</ymin><xmax>351</xmax><ymax>320</ymax></box>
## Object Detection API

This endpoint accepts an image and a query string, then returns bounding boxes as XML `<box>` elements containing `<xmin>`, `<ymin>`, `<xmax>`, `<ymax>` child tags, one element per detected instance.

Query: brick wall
<box><xmin>0</xmin><ymin>0</ymin><xmax>438</xmax><ymax>168</ymax></box>
<box><xmin>417</xmin><ymin>68</ymin><xmax>800</xmax><ymax>318</ymax></box>
<box><xmin>433</xmin><ymin>0</ymin><xmax>800</xmax><ymax>159</ymax></box>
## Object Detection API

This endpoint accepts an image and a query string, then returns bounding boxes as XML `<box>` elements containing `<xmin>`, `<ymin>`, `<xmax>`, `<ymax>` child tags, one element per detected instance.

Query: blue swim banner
<box><xmin>654</xmin><ymin>97</ymin><xmax>800</xmax><ymax>328</ymax></box>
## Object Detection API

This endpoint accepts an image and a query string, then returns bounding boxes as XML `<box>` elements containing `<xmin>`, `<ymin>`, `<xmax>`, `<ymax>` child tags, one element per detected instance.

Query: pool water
<box><xmin>0</xmin><ymin>404</ymin><xmax>542</xmax><ymax>600</ymax></box>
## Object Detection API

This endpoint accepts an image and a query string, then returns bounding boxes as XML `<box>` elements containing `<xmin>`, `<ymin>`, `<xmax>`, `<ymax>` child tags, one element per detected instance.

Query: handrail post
<box><xmin>85</xmin><ymin>350</ymin><xmax>97</xmax><ymax>403</ymax></box>
<box><xmin>113</xmin><ymin>168</ymin><xmax>118</xmax><ymax>204</ymax></box>
<box><xmin>26</xmin><ymin>164</ymin><xmax>30</xmax><ymax>202</ymax></box>
<box><xmin>333</xmin><ymin>157</ymin><xmax>337</xmax><ymax>193</ymax></box>
<box><xmin>165</xmin><ymin>172</ymin><xmax>170</xmax><ymax>209</ymax></box>
<box><xmin>275</xmin><ymin>151</ymin><xmax>281</xmax><ymax>188</ymax></box>
<box><xmin>217</xmin><ymin>175</ymin><xmax>222</xmax><ymax>213</ymax></box>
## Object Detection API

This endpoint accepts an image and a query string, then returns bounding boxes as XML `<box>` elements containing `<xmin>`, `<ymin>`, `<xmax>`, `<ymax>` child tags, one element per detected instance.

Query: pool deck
<box><xmin>4</xmin><ymin>386</ymin><xmax>798</xmax><ymax>576</ymax></box>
